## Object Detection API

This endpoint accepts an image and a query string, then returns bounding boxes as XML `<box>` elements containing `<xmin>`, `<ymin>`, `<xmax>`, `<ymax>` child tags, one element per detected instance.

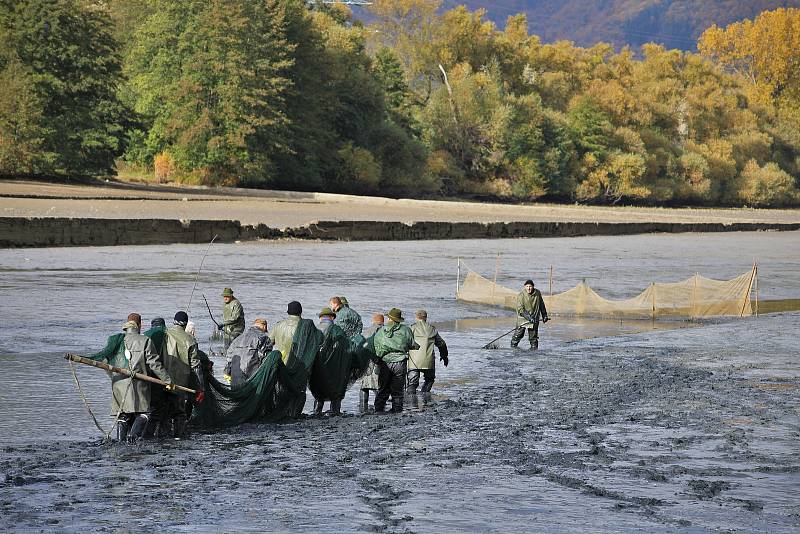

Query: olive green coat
<box><xmin>516</xmin><ymin>288</ymin><xmax>548</xmax><ymax>326</ymax></box>
<box><xmin>89</xmin><ymin>332</ymin><xmax>172</xmax><ymax>415</ymax></box>
<box><xmin>373</xmin><ymin>322</ymin><xmax>419</xmax><ymax>364</ymax></box>
<box><xmin>164</xmin><ymin>325</ymin><xmax>200</xmax><ymax>388</ymax></box>
<box><xmin>223</xmin><ymin>298</ymin><xmax>245</xmax><ymax>339</ymax></box>
<box><xmin>269</xmin><ymin>315</ymin><xmax>301</xmax><ymax>363</ymax></box>
<box><xmin>408</xmin><ymin>321</ymin><xmax>448</xmax><ymax>370</ymax></box>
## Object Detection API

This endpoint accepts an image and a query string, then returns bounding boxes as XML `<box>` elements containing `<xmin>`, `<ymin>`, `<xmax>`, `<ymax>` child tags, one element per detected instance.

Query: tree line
<box><xmin>0</xmin><ymin>0</ymin><xmax>798</xmax><ymax>207</ymax></box>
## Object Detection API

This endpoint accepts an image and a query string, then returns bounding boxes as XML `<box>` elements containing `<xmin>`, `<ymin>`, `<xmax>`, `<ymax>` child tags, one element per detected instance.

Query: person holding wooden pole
<box><xmin>511</xmin><ymin>280</ymin><xmax>550</xmax><ymax>350</ymax></box>
<box><xmin>85</xmin><ymin>314</ymin><xmax>176</xmax><ymax>442</ymax></box>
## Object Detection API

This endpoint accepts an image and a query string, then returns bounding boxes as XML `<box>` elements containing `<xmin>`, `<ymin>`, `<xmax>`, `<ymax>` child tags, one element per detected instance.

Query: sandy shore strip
<box><xmin>2</xmin><ymin>179</ymin><xmax>800</xmax><ymax>228</ymax></box>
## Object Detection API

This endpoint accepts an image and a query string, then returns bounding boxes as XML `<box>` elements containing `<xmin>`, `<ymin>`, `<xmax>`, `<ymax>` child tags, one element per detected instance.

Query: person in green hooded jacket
<box><xmin>511</xmin><ymin>279</ymin><xmax>550</xmax><ymax>349</ymax></box>
<box><xmin>330</xmin><ymin>296</ymin><xmax>363</xmax><ymax>339</ymax></box>
<box><xmin>407</xmin><ymin>309</ymin><xmax>448</xmax><ymax>406</ymax></box>
<box><xmin>219</xmin><ymin>287</ymin><xmax>245</xmax><ymax>351</ymax></box>
<box><xmin>372</xmin><ymin>308</ymin><xmax>419</xmax><ymax>413</ymax></box>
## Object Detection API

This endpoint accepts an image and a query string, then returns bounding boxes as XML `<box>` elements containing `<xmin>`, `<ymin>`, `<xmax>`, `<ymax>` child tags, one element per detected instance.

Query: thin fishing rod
<box><xmin>186</xmin><ymin>234</ymin><xmax>218</xmax><ymax>312</ymax></box>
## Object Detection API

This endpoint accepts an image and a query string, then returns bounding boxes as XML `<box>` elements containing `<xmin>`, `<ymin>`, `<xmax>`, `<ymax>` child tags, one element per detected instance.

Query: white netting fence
<box><xmin>456</xmin><ymin>262</ymin><xmax>756</xmax><ymax>319</ymax></box>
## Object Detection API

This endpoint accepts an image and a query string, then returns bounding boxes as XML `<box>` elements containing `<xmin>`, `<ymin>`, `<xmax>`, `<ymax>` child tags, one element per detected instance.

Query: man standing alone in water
<box><xmin>511</xmin><ymin>279</ymin><xmax>549</xmax><ymax>350</ymax></box>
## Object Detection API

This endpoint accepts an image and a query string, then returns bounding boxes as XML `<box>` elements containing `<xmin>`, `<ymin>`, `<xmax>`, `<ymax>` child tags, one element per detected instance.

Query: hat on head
<box><xmin>127</xmin><ymin>313</ymin><xmax>142</xmax><ymax>326</ymax></box>
<box><xmin>372</xmin><ymin>313</ymin><xmax>385</xmax><ymax>324</ymax></box>
<box><xmin>222</xmin><ymin>287</ymin><xmax>234</xmax><ymax>297</ymax></box>
<box><xmin>524</xmin><ymin>279</ymin><xmax>534</xmax><ymax>286</ymax></box>
<box><xmin>415</xmin><ymin>309</ymin><xmax>427</xmax><ymax>319</ymax></box>
<box><xmin>386</xmin><ymin>308</ymin><xmax>404</xmax><ymax>322</ymax></box>
<box><xmin>319</xmin><ymin>307</ymin><xmax>336</xmax><ymax>319</ymax></box>
<box><xmin>122</xmin><ymin>320</ymin><xmax>139</xmax><ymax>331</ymax></box>
<box><xmin>339</xmin><ymin>296</ymin><xmax>349</xmax><ymax>306</ymax></box>
<box><xmin>150</xmin><ymin>317</ymin><xmax>166</xmax><ymax>328</ymax></box>
<box><xmin>287</xmin><ymin>301</ymin><xmax>302</xmax><ymax>316</ymax></box>
<box><xmin>174</xmin><ymin>311</ymin><xmax>188</xmax><ymax>326</ymax></box>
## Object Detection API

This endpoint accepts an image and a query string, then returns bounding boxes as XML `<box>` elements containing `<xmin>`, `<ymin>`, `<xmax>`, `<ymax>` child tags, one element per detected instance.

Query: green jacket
<box><xmin>373</xmin><ymin>322</ymin><xmax>419</xmax><ymax>364</ymax></box>
<box><xmin>164</xmin><ymin>325</ymin><xmax>200</xmax><ymax>388</ymax></box>
<box><xmin>223</xmin><ymin>298</ymin><xmax>245</xmax><ymax>338</ymax></box>
<box><xmin>269</xmin><ymin>315</ymin><xmax>301</xmax><ymax>363</ymax></box>
<box><xmin>143</xmin><ymin>325</ymin><xmax>167</xmax><ymax>356</ymax></box>
<box><xmin>516</xmin><ymin>288</ymin><xmax>548</xmax><ymax>326</ymax></box>
<box><xmin>408</xmin><ymin>321</ymin><xmax>448</xmax><ymax>370</ymax></box>
<box><xmin>334</xmin><ymin>305</ymin><xmax>363</xmax><ymax>338</ymax></box>
<box><xmin>90</xmin><ymin>331</ymin><xmax>172</xmax><ymax>415</ymax></box>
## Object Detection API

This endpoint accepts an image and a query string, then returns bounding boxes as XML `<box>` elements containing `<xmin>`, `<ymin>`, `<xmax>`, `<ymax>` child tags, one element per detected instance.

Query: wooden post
<box><xmin>549</xmin><ymin>265</ymin><xmax>553</xmax><ymax>299</ymax></box>
<box><xmin>65</xmin><ymin>353</ymin><xmax>196</xmax><ymax>394</ymax></box>
<box><xmin>651</xmin><ymin>283</ymin><xmax>656</xmax><ymax>322</ymax></box>
<box><xmin>456</xmin><ymin>258</ymin><xmax>461</xmax><ymax>297</ymax></box>
<box><xmin>755</xmin><ymin>262</ymin><xmax>759</xmax><ymax>317</ymax></box>
<box><xmin>740</xmin><ymin>263</ymin><xmax>757</xmax><ymax>317</ymax></box>
<box><xmin>691</xmin><ymin>273</ymin><xmax>698</xmax><ymax>321</ymax></box>
<box><xmin>491</xmin><ymin>253</ymin><xmax>500</xmax><ymax>304</ymax></box>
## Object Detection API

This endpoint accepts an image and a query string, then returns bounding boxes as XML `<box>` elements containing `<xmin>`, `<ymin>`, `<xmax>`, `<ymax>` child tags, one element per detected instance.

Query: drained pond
<box><xmin>0</xmin><ymin>232</ymin><xmax>798</xmax><ymax>532</ymax></box>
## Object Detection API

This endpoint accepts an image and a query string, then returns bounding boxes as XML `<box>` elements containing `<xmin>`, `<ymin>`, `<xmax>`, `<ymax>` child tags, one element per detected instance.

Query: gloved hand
<box><xmin>523</xmin><ymin>312</ymin><xmax>535</xmax><ymax>323</ymax></box>
<box><xmin>222</xmin><ymin>373</ymin><xmax>232</xmax><ymax>384</ymax></box>
<box><xmin>217</xmin><ymin>324</ymin><xmax>224</xmax><ymax>331</ymax></box>
<box><xmin>543</xmin><ymin>316</ymin><xmax>550</xmax><ymax>323</ymax></box>
<box><xmin>440</xmin><ymin>354</ymin><xmax>449</xmax><ymax>367</ymax></box>
<box><xmin>164</xmin><ymin>383</ymin><xmax>177</xmax><ymax>393</ymax></box>
<box><xmin>195</xmin><ymin>390</ymin><xmax>205</xmax><ymax>404</ymax></box>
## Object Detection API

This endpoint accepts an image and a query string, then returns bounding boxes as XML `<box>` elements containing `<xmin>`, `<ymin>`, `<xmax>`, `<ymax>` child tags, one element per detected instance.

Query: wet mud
<box><xmin>1</xmin><ymin>313</ymin><xmax>798</xmax><ymax>532</ymax></box>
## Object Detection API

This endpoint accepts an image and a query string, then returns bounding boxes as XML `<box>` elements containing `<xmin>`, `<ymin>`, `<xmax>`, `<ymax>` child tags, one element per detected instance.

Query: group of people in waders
<box><xmin>86</xmin><ymin>279</ymin><xmax>548</xmax><ymax>442</ymax></box>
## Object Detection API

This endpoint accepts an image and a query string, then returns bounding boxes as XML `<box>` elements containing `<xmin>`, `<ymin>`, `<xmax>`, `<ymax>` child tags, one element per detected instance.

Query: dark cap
<box><xmin>174</xmin><ymin>311</ymin><xmax>188</xmax><ymax>326</ymax></box>
<box><xmin>150</xmin><ymin>317</ymin><xmax>166</xmax><ymax>328</ymax></box>
<box><xmin>287</xmin><ymin>301</ymin><xmax>302</xmax><ymax>316</ymax></box>
<box><xmin>524</xmin><ymin>279</ymin><xmax>534</xmax><ymax>286</ymax></box>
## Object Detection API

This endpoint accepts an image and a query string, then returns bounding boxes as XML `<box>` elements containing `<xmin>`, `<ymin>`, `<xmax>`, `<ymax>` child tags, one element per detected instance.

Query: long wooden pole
<box><xmin>754</xmin><ymin>262</ymin><xmax>759</xmax><ymax>318</ymax></box>
<box><xmin>491</xmin><ymin>253</ymin><xmax>500</xmax><ymax>304</ymax></box>
<box><xmin>456</xmin><ymin>258</ymin><xmax>461</xmax><ymax>297</ymax></box>
<box><xmin>549</xmin><ymin>265</ymin><xmax>553</xmax><ymax>298</ymax></box>
<box><xmin>740</xmin><ymin>263</ymin><xmax>757</xmax><ymax>317</ymax></box>
<box><xmin>65</xmin><ymin>353</ymin><xmax>196</xmax><ymax>395</ymax></box>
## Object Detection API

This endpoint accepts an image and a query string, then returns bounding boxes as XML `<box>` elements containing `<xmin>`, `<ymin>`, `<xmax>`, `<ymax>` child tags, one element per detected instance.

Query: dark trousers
<box><xmin>375</xmin><ymin>360</ymin><xmax>407</xmax><ymax>413</ymax></box>
<box><xmin>511</xmin><ymin>322</ymin><xmax>539</xmax><ymax>348</ymax></box>
<box><xmin>406</xmin><ymin>368</ymin><xmax>435</xmax><ymax>393</ymax></box>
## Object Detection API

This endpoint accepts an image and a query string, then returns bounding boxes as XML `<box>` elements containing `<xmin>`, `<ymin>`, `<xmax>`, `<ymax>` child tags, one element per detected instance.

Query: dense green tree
<box><xmin>0</xmin><ymin>0</ymin><xmax>127</xmax><ymax>175</ymax></box>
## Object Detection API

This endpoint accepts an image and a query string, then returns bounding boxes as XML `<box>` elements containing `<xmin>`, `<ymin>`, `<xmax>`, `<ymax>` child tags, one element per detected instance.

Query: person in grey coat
<box><xmin>407</xmin><ymin>310</ymin><xmax>448</xmax><ymax>406</ymax></box>
<box><xmin>225</xmin><ymin>318</ymin><xmax>274</xmax><ymax>387</ymax></box>
<box><xmin>358</xmin><ymin>314</ymin><xmax>384</xmax><ymax>413</ymax></box>
<box><xmin>89</xmin><ymin>315</ymin><xmax>175</xmax><ymax>441</ymax></box>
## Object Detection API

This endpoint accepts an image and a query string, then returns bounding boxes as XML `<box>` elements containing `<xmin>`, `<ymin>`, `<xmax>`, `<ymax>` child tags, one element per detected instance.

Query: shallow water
<box><xmin>0</xmin><ymin>232</ymin><xmax>799</xmax><ymax>532</ymax></box>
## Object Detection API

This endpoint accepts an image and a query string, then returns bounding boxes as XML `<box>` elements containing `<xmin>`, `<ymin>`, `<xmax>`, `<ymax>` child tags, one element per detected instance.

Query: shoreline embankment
<box><xmin>2</xmin><ymin>216</ymin><xmax>799</xmax><ymax>247</ymax></box>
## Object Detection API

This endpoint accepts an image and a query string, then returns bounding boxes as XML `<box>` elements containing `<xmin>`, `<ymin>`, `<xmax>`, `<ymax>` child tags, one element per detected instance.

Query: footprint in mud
<box><xmin>357</xmin><ymin>477</ymin><xmax>414</xmax><ymax>533</ymax></box>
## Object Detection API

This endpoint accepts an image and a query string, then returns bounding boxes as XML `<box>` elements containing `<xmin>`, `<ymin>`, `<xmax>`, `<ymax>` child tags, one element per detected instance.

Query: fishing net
<box><xmin>191</xmin><ymin>319</ymin><xmax>372</xmax><ymax>428</ymax></box>
<box><xmin>192</xmin><ymin>319</ymin><xmax>321</xmax><ymax>428</ymax></box>
<box><xmin>457</xmin><ymin>262</ymin><xmax>756</xmax><ymax>319</ymax></box>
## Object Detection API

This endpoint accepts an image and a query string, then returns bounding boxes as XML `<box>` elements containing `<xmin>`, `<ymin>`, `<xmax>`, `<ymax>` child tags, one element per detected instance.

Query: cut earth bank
<box><xmin>2</xmin><ymin>179</ymin><xmax>800</xmax><ymax>247</ymax></box>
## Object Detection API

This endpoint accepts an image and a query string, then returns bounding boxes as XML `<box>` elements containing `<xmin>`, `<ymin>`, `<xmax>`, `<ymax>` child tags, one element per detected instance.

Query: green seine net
<box><xmin>192</xmin><ymin>319</ymin><xmax>372</xmax><ymax>428</ymax></box>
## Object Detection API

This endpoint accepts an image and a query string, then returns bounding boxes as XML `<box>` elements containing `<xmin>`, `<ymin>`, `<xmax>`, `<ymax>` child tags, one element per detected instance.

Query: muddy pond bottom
<box><xmin>2</xmin><ymin>313</ymin><xmax>799</xmax><ymax>533</ymax></box>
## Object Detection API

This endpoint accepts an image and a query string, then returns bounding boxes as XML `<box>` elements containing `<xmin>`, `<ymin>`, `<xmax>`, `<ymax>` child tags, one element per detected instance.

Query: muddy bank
<box><xmin>1</xmin><ymin>314</ymin><xmax>798</xmax><ymax>532</ymax></box>
<box><xmin>2</xmin><ymin>216</ymin><xmax>800</xmax><ymax>247</ymax></box>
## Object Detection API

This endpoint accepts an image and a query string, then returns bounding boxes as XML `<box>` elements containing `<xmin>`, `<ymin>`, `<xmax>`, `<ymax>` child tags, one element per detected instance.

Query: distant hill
<box><xmin>432</xmin><ymin>0</ymin><xmax>800</xmax><ymax>50</ymax></box>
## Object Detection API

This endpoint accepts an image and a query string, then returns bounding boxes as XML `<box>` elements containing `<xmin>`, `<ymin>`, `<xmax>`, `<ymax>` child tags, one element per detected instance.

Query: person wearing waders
<box><xmin>373</xmin><ymin>308</ymin><xmax>419</xmax><ymax>413</ymax></box>
<box><xmin>162</xmin><ymin>311</ymin><xmax>205</xmax><ymax>439</ymax></box>
<box><xmin>312</xmin><ymin>307</ymin><xmax>348</xmax><ymax>415</ymax></box>
<box><xmin>358</xmin><ymin>314</ymin><xmax>384</xmax><ymax>413</ymax></box>
<box><xmin>219</xmin><ymin>287</ymin><xmax>245</xmax><ymax>352</ymax></box>
<box><xmin>87</xmin><ymin>314</ymin><xmax>176</xmax><ymax>441</ymax></box>
<box><xmin>407</xmin><ymin>310</ymin><xmax>449</xmax><ymax>407</ymax></box>
<box><xmin>330</xmin><ymin>296</ymin><xmax>363</xmax><ymax>338</ymax></box>
<box><xmin>225</xmin><ymin>318</ymin><xmax>273</xmax><ymax>387</ymax></box>
<box><xmin>270</xmin><ymin>301</ymin><xmax>303</xmax><ymax>363</ymax></box>
<box><xmin>511</xmin><ymin>279</ymin><xmax>549</xmax><ymax>349</ymax></box>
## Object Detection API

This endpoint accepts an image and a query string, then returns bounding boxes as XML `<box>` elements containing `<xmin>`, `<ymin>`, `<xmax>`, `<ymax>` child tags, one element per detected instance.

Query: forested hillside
<box><xmin>438</xmin><ymin>0</ymin><xmax>800</xmax><ymax>50</ymax></box>
<box><xmin>0</xmin><ymin>0</ymin><xmax>798</xmax><ymax>207</ymax></box>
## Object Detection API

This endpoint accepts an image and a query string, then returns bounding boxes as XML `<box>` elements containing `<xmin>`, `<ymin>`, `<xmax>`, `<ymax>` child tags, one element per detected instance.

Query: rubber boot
<box><xmin>405</xmin><ymin>387</ymin><xmax>419</xmax><ymax>410</ymax></box>
<box><xmin>391</xmin><ymin>394</ymin><xmax>404</xmax><ymax>413</ymax></box>
<box><xmin>113</xmin><ymin>419</ymin><xmax>129</xmax><ymax>442</ymax></box>
<box><xmin>128</xmin><ymin>414</ymin><xmax>150</xmax><ymax>442</ymax></box>
<box><xmin>530</xmin><ymin>340</ymin><xmax>539</xmax><ymax>350</ymax></box>
<box><xmin>172</xmin><ymin>418</ymin><xmax>188</xmax><ymax>440</ymax></box>
<box><xmin>330</xmin><ymin>399</ymin><xmax>342</xmax><ymax>416</ymax></box>
<box><xmin>358</xmin><ymin>390</ymin><xmax>369</xmax><ymax>414</ymax></box>
<box><xmin>313</xmin><ymin>399</ymin><xmax>324</xmax><ymax>416</ymax></box>
<box><xmin>422</xmin><ymin>391</ymin><xmax>432</xmax><ymax>405</ymax></box>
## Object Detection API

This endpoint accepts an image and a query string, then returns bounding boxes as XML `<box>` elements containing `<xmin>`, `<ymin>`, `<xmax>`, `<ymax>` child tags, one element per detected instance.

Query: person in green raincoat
<box><xmin>88</xmin><ymin>314</ymin><xmax>175</xmax><ymax>441</ymax></box>
<box><xmin>270</xmin><ymin>301</ymin><xmax>303</xmax><ymax>363</ymax></box>
<box><xmin>219</xmin><ymin>287</ymin><xmax>245</xmax><ymax>351</ymax></box>
<box><xmin>330</xmin><ymin>296</ymin><xmax>363</xmax><ymax>338</ymax></box>
<box><xmin>372</xmin><ymin>308</ymin><xmax>418</xmax><ymax>413</ymax></box>
<box><xmin>511</xmin><ymin>279</ymin><xmax>550</xmax><ymax>349</ymax></box>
